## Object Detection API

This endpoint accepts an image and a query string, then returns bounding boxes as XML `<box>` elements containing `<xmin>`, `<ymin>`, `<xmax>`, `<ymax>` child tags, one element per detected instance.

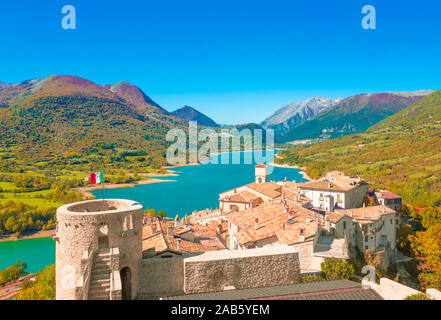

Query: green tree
<box><xmin>0</xmin><ymin>261</ymin><xmax>27</xmax><ymax>286</ymax></box>
<box><xmin>14</xmin><ymin>265</ymin><xmax>55</xmax><ymax>300</ymax></box>
<box><xmin>321</xmin><ymin>258</ymin><xmax>355</xmax><ymax>280</ymax></box>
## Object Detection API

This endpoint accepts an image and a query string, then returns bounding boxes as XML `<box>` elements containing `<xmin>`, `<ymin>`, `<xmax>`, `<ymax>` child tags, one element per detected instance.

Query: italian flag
<box><xmin>90</xmin><ymin>170</ymin><xmax>104</xmax><ymax>185</ymax></box>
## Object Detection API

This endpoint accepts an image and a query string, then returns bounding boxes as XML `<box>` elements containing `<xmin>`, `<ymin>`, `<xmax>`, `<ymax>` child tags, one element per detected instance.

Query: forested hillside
<box><xmin>275</xmin><ymin>90</ymin><xmax>441</xmax><ymax>290</ymax></box>
<box><xmin>0</xmin><ymin>75</ymin><xmax>188</xmax><ymax>236</ymax></box>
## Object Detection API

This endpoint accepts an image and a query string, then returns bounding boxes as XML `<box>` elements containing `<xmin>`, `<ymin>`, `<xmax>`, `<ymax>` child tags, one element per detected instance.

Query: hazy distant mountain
<box><xmin>280</xmin><ymin>92</ymin><xmax>431</xmax><ymax>142</ymax></box>
<box><xmin>0</xmin><ymin>81</ymin><xmax>11</xmax><ymax>89</ymax></box>
<box><xmin>385</xmin><ymin>90</ymin><xmax>434</xmax><ymax>98</ymax></box>
<box><xmin>104</xmin><ymin>81</ymin><xmax>169</xmax><ymax>115</ymax></box>
<box><xmin>171</xmin><ymin>105</ymin><xmax>219</xmax><ymax>127</ymax></box>
<box><xmin>261</xmin><ymin>97</ymin><xmax>341</xmax><ymax>137</ymax></box>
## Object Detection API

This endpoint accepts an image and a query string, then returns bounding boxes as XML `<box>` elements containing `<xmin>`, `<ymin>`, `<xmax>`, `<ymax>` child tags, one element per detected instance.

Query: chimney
<box><xmin>363</xmin><ymin>203</ymin><xmax>366</xmax><ymax>208</ymax></box>
<box><xmin>325</xmin><ymin>215</ymin><xmax>330</xmax><ymax>231</ymax></box>
<box><xmin>151</xmin><ymin>223</ymin><xmax>157</xmax><ymax>233</ymax></box>
<box><xmin>255</xmin><ymin>217</ymin><xmax>259</xmax><ymax>230</ymax></box>
<box><xmin>288</xmin><ymin>209</ymin><xmax>293</xmax><ymax>220</ymax></box>
<box><xmin>284</xmin><ymin>205</ymin><xmax>289</xmax><ymax>213</ymax></box>
<box><xmin>282</xmin><ymin>223</ymin><xmax>286</xmax><ymax>230</ymax></box>
<box><xmin>177</xmin><ymin>238</ymin><xmax>182</xmax><ymax>251</ymax></box>
<box><xmin>299</xmin><ymin>228</ymin><xmax>305</xmax><ymax>242</ymax></box>
<box><xmin>175</xmin><ymin>215</ymin><xmax>181</xmax><ymax>228</ymax></box>
<box><xmin>167</xmin><ymin>225</ymin><xmax>174</xmax><ymax>237</ymax></box>
<box><xmin>350</xmin><ymin>211</ymin><xmax>353</xmax><ymax>217</ymax></box>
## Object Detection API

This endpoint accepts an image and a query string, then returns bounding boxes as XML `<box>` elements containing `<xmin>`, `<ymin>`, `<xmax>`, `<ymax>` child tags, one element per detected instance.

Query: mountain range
<box><xmin>261</xmin><ymin>91</ymin><xmax>433</xmax><ymax>142</ymax></box>
<box><xmin>276</xmin><ymin>89</ymin><xmax>441</xmax><ymax>207</ymax></box>
<box><xmin>261</xmin><ymin>97</ymin><xmax>341</xmax><ymax>137</ymax></box>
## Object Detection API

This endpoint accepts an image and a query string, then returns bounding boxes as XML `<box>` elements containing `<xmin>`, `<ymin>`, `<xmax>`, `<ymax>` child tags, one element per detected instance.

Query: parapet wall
<box><xmin>362</xmin><ymin>278</ymin><xmax>421</xmax><ymax>300</ymax></box>
<box><xmin>183</xmin><ymin>246</ymin><xmax>300</xmax><ymax>294</ymax></box>
<box><xmin>138</xmin><ymin>257</ymin><xmax>184</xmax><ymax>297</ymax></box>
<box><xmin>138</xmin><ymin>246</ymin><xmax>301</xmax><ymax>298</ymax></box>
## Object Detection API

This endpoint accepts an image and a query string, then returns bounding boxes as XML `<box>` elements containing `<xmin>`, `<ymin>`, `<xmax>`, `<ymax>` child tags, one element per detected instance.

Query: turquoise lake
<box><xmin>0</xmin><ymin>151</ymin><xmax>306</xmax><ymax>273</ymax></box>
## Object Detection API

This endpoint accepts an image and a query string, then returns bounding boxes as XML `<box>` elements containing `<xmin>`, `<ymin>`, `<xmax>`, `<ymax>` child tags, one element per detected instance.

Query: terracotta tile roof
<box><xmin>246</xmin><ymin>182</ymin><xmax>282</xmax><ymax>198</ymax></box>
<box><xmin>176</xmin><ymin>227</ymin><xmax>193</xmax><ymax>235</ymax></box>
<box><xmin>299</xmin><ymin>180</ymin><xmax>350</xmax><ymax>192</ymax></box>
<box><xmin>255</xmin><ymin>164</ymin><xmax>268</xmax><ymax>168</ymax></box>
<box><xmin>276</xmin><ymin>222</ymin><xmax>318</xmax><ymax>245</ymax></box>
<box><xmin>163</xmin><ymin>235</ymin><xmax>219</xmax><ymax>253</ymax></box>
<box><xmin>325</xmin><ymin>211</ymin><xmax>346</xmax><ymax>223</ymax></box>
<box><xmin>142</xmin><ymin>232</ymin><xmax>219</xmax><ymax>258</ymax></box>
<box><xmin>375</xmin><ymin>190</ymin><xmax>401</xmax><ymax>200</ymax></box>
<box><xmin>190</xmin><ymin>223</ymin><xmax>218</xmax><ymax>238</ymax></box>
<box><xmin>337</xmin><ymin>205</ymin><xmax>396</xmax><ymax>222</ymax></box>
<box><xmin>227</xmin><ymin>200</ymin><xmax>320</xmax><ymax>246</ymax></box>
<box><xmin>298</xmin><ymin>172</ymin><xmax>366</xmax><ymax>192</ymax></box>
<box><xmin>241</xmin><ymin>190</ymin><xmax>262</xmax><ymax>201</ymax></box>
<box><xmin>223</xmin><ymin>192</ymin><xmax>248</xmax><ymax>203</ymax></box>
<box><xmin>142</xmin><ymin>233</ymin><xmax>169</xmax><ymax>257</ymax></box>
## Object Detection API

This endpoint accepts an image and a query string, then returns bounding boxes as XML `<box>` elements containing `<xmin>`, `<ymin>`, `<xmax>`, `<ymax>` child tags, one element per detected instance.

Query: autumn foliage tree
<box><xmin>410</xmin><ymin>207</ymin><xmax>441</xmax><ymax>290</ymax></box>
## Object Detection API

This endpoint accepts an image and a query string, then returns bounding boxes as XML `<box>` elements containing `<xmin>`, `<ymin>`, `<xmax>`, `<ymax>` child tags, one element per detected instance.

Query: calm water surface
<box><xmin>0</xmin><ymin>151</ymin><xmax>306</xmax><ymax>272</ymax></box>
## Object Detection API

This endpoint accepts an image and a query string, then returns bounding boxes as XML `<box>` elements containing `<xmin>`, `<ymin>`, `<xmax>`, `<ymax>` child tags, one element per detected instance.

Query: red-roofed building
<box><xmin>374</xmin><ymin>190</ymin><xmax>402</xmax><ymax>212</ymax></box>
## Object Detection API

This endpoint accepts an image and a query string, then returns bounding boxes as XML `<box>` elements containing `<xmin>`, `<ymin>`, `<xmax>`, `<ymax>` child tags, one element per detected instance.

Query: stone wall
<box><xmin>183</xmin><ymin>246</ymin><xmax>300</xmax><ymax>294</ymax></box>
<box><xmin>138</xmin><ymin>257</ymin><xmax>184</xmax><ymax>297</ymax></box>
<box><xmin>362</xmin><ymin>278</ymin><xmax>421</xmax><ymax>300</ymax></box>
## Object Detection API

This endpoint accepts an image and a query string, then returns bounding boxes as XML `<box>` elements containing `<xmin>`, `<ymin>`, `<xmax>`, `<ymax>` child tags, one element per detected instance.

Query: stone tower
<box><xmin>54</xmin><ymin>199</ymin><xmax>143</xmax><ymax>300</ymax></box>
<box><xmin>255</xmin><ymin>164</ymin><xmax>268</xmax><ymax>184</ymax></box>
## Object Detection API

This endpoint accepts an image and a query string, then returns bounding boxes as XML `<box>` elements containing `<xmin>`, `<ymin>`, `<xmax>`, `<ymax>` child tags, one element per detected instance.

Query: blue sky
<box><xmin>0</xmin><ymin>0</ymin><xmax>440</xmax><ymax>124</ymax></box>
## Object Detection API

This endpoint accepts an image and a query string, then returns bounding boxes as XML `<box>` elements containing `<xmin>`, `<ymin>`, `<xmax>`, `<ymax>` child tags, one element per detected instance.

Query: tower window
<box><xmin>123</xmin><ymin>214</ymin><xmax>134</xmax><ymax>231</ymax></box>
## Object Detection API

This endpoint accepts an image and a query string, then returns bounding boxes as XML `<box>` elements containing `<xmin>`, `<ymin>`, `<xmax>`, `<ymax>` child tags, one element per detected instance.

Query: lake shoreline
<box><xmin>270</xmin><ymin>163</ymin><xmax>311</xmax><ymax>180</ymax></box>
<box><xmin>73</xmin><ymin>178</ymin><xmax>176</xmax><ymax>198</ymax></box>
<box><xmin>0</xmin><ymin>229</ymin><xmax>54</xmax><ymax>243</ymax></box>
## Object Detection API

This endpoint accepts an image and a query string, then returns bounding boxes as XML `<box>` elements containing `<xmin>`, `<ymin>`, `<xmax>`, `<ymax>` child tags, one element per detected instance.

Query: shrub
<box><xmin>301</xmin><ymin>273</ymin><xmax>324</xmax><ymax>283</ymax></box>
<box><xmin>404</xmin><ymin>293</ymin><xmax>431</xmax><ymax>300</ymax></box>
<box><xmin>321</xmin><ymin>257</ymin><xmax>355</xmax><ymax>280</ymax></box>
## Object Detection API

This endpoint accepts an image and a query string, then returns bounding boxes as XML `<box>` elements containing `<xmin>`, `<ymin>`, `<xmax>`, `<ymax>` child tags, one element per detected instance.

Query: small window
<box><xmin>343</xmin><ymin>221</ymin><xmax>346</xmax><ymax>230</ymax></box>
<box><xmin>123</xmin><ymin>214</ymin><xmax>134</xmax><ymax>231</ymax></box>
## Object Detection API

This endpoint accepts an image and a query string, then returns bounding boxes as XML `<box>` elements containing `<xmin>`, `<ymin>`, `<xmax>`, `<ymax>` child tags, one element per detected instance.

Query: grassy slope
<box><xmin>276</xmin><ymin>90</ymin><xmax>441</xmax><ymax>206</ymax></box>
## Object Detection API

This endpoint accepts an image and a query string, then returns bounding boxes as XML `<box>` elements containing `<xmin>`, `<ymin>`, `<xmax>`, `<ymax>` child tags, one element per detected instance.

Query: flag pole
<box><xmin>102</xmin><ymin>166</ymin><xmax>105</xmax><ymax>201</ymax></box>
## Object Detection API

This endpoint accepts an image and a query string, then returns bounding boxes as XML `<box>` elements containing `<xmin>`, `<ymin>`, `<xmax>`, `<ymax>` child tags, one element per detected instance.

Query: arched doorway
<box><xmin>98</xmin><ymin>224</ymin><xmax>109</xmax><ymax>249</ymax></box>
<box><xmin>120</xmin><ymin>267</ymin><xmax>132</xmax><ymax>300</ymax></box>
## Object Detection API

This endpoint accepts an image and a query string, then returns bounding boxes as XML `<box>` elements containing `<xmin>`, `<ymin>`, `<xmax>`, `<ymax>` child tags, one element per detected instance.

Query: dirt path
<box><xmin>0</xmin><ymin>229</ymin><xmax>55</xmax><ymax>243</ymax></box>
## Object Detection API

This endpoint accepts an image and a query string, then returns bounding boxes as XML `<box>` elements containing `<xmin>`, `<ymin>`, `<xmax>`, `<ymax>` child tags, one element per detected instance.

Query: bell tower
<box><xmin>255</xmin><ymin>164</ymin><xmax>268</xmax><ymax>184</ymax></box>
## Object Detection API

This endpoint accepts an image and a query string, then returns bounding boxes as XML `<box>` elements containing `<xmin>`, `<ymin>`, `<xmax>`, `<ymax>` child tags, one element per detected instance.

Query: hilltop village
<box><xmin>143</xmin><ymin>165</ymin><xmax>404</xmax><ymax>272</ymax></box>
<box><xmin>53</xmin><ymin>164</ymin><xmax>441</xmax><ymax>301</ymax></box>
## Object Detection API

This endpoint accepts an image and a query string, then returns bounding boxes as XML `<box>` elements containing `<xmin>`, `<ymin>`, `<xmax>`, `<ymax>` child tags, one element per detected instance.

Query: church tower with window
<box><xmin>255</xmin><ymin>164</ymin><xmax>268</xmax><ymax>184</ymax></box>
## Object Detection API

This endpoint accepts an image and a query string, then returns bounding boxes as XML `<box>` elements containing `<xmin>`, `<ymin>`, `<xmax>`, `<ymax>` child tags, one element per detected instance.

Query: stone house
<box><xmin>298</xmin><ymin>171</ymin><xmax>369</xmax><ymax>209</ymax></box>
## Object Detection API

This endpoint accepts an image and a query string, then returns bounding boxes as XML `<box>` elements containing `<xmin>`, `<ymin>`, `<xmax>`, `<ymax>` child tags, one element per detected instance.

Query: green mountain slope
<box><xmin>275</xmin><ymin>90</ymin><xmax>441</xmax><ymax>207</ymax></box>
<box><xmin>171</xmin><ymin>105</ymin><xmax>219</xmax><ymax>127</ymax></box>
<box><xmin>0</xmin><ymin>75</ymin><xmax>186</xmax><ymax>168</ymax></box>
